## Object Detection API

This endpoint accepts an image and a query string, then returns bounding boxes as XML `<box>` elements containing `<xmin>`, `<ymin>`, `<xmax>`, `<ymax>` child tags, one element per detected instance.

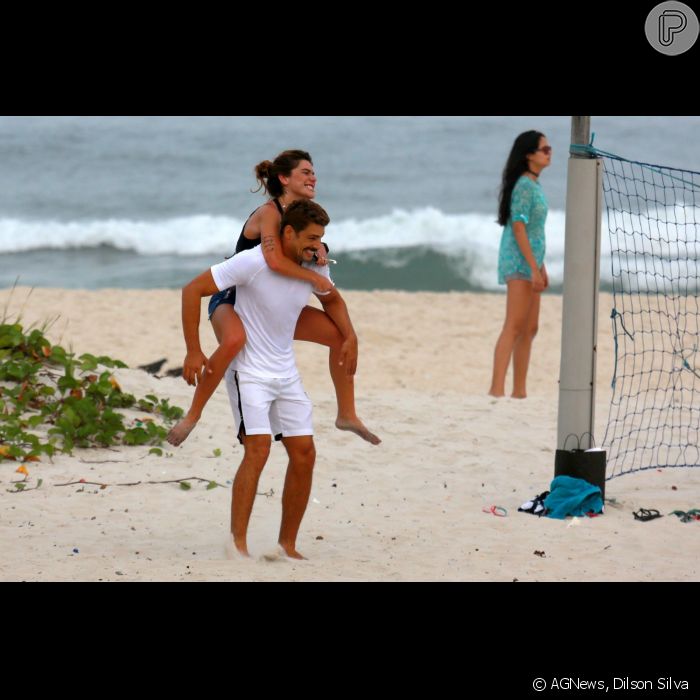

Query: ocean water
<box><xmin>2</xmin><ymin>115</ymin><xmax>700</xmax><ymax>292</ymax></box>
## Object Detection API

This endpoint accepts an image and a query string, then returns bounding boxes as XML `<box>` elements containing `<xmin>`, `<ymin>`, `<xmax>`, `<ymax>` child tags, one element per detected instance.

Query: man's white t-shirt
<box><xmin>210</xmin><ymin>246</ymin><xmax>332</xmax><ymax>379</ymax></box>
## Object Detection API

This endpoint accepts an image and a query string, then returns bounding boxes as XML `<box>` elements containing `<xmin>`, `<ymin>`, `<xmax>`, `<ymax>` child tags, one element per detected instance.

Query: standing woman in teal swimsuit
<box><xmin>489</xmin><ymin>131</ymin><xmax>551</xmax><ymax>398</ymax></box>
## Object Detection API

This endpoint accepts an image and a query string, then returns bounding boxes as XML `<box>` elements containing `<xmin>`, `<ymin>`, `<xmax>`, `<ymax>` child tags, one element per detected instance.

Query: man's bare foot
<box><xmin>224</xmin><ymin>535</ymin><xmax>250</xmax><ymax>559</ymax></box>
<box><xmin>166</xmin><ymin>415</ymin><xmax>199</xmax><ymax>446</ymax></box>
<box><xmin>488</xmin><ymin>390</ymin><xmax>505</xmax><ymax>397</ymax></box>
<box><xmin>335</xmin><ymin>417</ymin><xmax>381</xmax><ymax>445</ymax></box>
<box><xmin>260</xmin><ymin>545</ymin><xmax>307</xmax><ymax>562</ymax></box>
<box><xmin>278</xmin><ymin>543</ymin><xmax>307</xmax><ymax>560</ymax></box>
<box><xmin>510</xmin><ymin>393</ymin><xmax>527</xmax><ymax>399</ymax></box>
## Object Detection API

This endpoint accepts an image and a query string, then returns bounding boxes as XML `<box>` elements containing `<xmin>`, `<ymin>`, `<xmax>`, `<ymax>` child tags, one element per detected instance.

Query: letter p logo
<box><xmin>646</xmin><ymin>2</ymin><xmax>699</xmax><ymax>55</ymax></box>
<box><xmin>659</xmin><ymin>10</ymin><xmax>687</xmax><ymax>45</ymax></box>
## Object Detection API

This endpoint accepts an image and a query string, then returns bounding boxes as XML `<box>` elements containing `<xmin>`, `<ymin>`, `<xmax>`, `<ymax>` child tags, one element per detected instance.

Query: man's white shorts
<box><xmin>225</xmin><ymin>369</ymin><xmax>313</xmax><ymax>443</ymax></box>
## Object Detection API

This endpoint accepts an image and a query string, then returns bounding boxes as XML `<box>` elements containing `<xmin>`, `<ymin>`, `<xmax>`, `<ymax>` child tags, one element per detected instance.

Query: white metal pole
<box><xmin>556</xmin><ymin>117</ymin><xmax>603</xmax><ymax>450</ymax></box>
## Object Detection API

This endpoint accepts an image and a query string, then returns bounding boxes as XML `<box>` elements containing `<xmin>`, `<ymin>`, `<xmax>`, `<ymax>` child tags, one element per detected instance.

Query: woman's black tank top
<box><xmin>234</xmin><ymin>199</ymin><xmax>284</xmax><ymax>255</ymax></box>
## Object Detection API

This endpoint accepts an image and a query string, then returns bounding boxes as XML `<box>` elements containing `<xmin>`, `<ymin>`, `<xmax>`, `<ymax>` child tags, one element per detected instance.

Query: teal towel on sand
<box><xmin>544</xmin><ymin>475</ymin><xmax>603</xmax><ymax>519</ymax></box>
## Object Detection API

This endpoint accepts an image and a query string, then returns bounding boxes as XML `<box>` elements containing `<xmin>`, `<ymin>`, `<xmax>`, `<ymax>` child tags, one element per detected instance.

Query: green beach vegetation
<box><xmin>0</xmin><ymin>321</ymin><xmax>183</xmax><ymax>464</ymax></box>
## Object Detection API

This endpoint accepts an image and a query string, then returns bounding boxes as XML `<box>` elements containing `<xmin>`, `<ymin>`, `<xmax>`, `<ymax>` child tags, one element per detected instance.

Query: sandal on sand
<box><xmin>669</xmin><ymin>510</ymin><xmax>698</xmax><ymax>523</ymax></box>
<box><xmin>482</xmin><ymin>505</ymin><xmax>508</xmax><ymax>517</ymax></box>
<box><xmin>633</xmin><ymin>508</ymin><xmax>662</xmax><ymax>522</ymax></box>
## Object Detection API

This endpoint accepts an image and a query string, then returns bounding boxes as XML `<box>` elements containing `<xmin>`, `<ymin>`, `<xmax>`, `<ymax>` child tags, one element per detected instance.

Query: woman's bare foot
<box><xmin>335</xmin><ymin>416</ymin><xmax>381</xmax><ymax>445</ymax></box>
<box><xmin>488</xmin><ymin>391</ymin><xmax>505</xmax><ymax>398</ymax></box>
<box><xmin>510</xmin><ymin>392</ymin><xmax>527</xmax><ymax>399</ymax></box>
<box><xmin>166</xmin><ymin>415</ymin><xmax>199</xmax><ymax>446</ymax></box>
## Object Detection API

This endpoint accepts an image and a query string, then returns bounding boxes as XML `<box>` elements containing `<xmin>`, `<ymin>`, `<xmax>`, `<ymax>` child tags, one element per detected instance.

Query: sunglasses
<box><xmin>536</xmin><ymin>146</ymin><xmax>552</xmax><ymax>155</ymax></box>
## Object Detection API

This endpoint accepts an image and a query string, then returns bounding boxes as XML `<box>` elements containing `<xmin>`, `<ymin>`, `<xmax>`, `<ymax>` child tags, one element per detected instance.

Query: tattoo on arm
<box><xmin>262</xmin><ymin>234</ymin><xmax>275</xmax><ymax>252</ymax></box>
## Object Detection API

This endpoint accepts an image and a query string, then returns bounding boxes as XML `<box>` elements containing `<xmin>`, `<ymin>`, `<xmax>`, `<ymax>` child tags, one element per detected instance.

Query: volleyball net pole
<box><xmin>556</xmin><ymin>116</ymin><xmax>604</xmax><ymax>451</ymax></box>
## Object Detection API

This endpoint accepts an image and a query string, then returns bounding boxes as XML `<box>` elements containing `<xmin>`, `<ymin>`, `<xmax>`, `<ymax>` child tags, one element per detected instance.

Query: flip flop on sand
<box><xmin>482</xmin><ymin>505</ymin><xmax>508</xmax><ymax>517</ymax></box>
<box><xmin>669</xmin><ymin>510</ymin><xmax>700</xmax><ymax>523</ymax></box>
<box><xmin>633</xmin><ymin>508</ymin><xmax>662</xmax><ymax>522</ymax></box>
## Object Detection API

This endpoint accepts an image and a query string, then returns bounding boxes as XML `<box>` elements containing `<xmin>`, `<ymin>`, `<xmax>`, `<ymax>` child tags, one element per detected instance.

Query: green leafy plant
<box><xmin>0</xmin><ymin>323</ymin><xmax>183</xmax><ymax>461</ymax></box>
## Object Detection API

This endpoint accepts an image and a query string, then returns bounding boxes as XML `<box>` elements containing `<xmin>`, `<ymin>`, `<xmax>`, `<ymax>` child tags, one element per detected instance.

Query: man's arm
<box><xmin>316</xmin><ymin>287</ymin><xmax>358</xmax><ymax>375</ymax></box>
<box><xmin>181</xmin><ymin>269</ymin><xmax>220</xmax><ymax>386</ymax></box>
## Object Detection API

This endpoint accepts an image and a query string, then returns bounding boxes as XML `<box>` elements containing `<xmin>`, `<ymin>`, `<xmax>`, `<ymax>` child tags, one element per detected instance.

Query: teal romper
<box><xmin>497</xmin><ymin>175</ymin><xmax>548</xmax><ymax>284</ymax></box>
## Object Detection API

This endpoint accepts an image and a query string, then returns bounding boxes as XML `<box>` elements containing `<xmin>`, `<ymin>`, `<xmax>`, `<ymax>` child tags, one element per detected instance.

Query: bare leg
<box><xmin>295</xmin><ymin>306</ymin><xmax>380</xmax><ymax>445</ymax></box>
<box><xmin>231</xmin><ymin>434</ymin><xmax>272</xmax><ymax>557</ymax></box>
<box><xmin>167</xmin><ymin>305</ymin><xmax>246</xmax><ymax>446</ymax></box>
<box><xmin>511</xmin><ymin>291</ymin><xmax>541</xmax><ymax>398</ymax></box>
<box><xmin>278</xmin><ymin>436</ymin><xmax>316</xmax><ymax>559</ymax></box>
<box><xmin>488</xmin><ymin>280</ymin><xmax>534</xmax><ymax>397</ymax></box>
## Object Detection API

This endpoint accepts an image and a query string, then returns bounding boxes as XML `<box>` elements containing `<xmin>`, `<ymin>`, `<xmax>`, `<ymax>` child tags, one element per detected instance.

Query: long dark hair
<box><xmin>497</xmin><ymin>131</ymin><xmax>544</xmax><ymax>226</ymax></box>
<box><xmin>253</xmin><ymin>149</ymin><xmax>313</xmax><ymax>199</ymax></box>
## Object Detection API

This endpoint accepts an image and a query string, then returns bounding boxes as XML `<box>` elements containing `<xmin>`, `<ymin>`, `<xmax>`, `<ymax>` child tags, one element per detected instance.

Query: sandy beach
<box><xmin>1</xmin><ymin>286</ymin><xmax>699</xmax><ymax>582</ymax></box>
